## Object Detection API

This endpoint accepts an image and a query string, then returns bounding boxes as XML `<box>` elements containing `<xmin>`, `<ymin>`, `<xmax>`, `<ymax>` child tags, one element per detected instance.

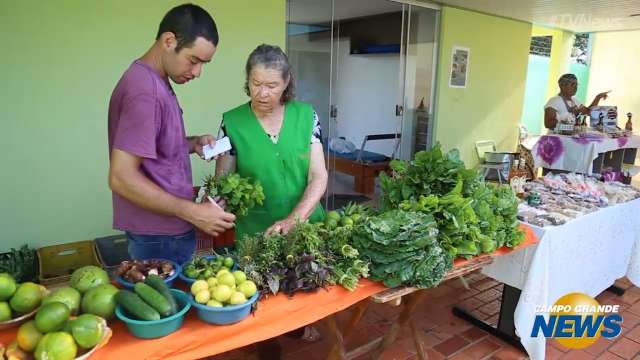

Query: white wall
<box><xmin>335</xmin><ymin>39</ymin><xmax>401</xmax><ymax>156</ymax></box>
<box><xmin>588</xmin><ymin>30</ymin><xmax>640</xmax><ymax>126</ymax></box>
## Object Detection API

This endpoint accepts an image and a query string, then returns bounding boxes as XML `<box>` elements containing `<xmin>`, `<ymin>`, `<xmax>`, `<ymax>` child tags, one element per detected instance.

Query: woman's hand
<box><xmin>265</xmin><ymin>217</ymin><xmax>298</xmax><ymax>235</ymax></box>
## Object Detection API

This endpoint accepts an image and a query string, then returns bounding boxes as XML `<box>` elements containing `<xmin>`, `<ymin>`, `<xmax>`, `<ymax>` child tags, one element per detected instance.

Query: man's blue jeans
<box><xmin>126</xmin><ymin>229</ymin><xmax>196</xmax><ymax>264</ymax></box>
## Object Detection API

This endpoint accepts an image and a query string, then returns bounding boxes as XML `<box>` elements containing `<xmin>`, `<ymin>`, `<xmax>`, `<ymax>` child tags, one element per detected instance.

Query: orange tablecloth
<box><xmin>0</xmin><ymin>224</ymin><xmax>537</xmax><ymax>359</ymax></box>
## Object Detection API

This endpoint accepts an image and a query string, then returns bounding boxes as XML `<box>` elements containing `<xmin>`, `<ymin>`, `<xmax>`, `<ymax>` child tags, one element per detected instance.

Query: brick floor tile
<box><xmin>476</xmin><ymin>288</ymin><xmax>503</xmax><ymax>303</ymax></box>
<box><xmin>546</xmin><ymin>343</ymin><xmax>566</xmax><ymax>359</ymax></box>
<box><xmin>628</xmin><ymin>301</ymin><xmax>640</xmax><ymax>317</ymax></box>
<box><xmin>549</xmin><ymin>339</ymin><xmax>571</xmax><ymax>353</ymax></box>
<box><xmin>447</xmin><ymin>352</ymin><xmax>476</xmax><ymax>360</ymax></box>
<box><xmin>473</xmin><ymin>279</ymin><xmax>500</xmax><ymax>292</ymax></box>
<box><xmin>459</xmin><ymin>288</ymin><xmax>481</xmax><ymax>300</ymax></box>
<box><xmin>626</xmin><ymin>325</ymin><xmax>640</xmax><ymax>344</ymax></box>
<box><xmin>424</xmin><ymin>348</ymin><xmax>445</xmax><ymax>360</ymax></box>
<box><xmin>622</xmin><ymin>289</ymin><xmax>640</xmax><ymax>306</ymax></box>
<box><xmin>379</xmin><ymin>342</ymin><xmax>415</xmax><ymax>360</ymax></box>
<box><xmin>559</xmin><ymin>349</ymin><xmax>595</xmax><ymax>359</ymax></box>
<box><xmin>489</xmin><ymin>346</ymin><xmax>527</xmax><ymax>360</ymax></box>
<box><xmin>459</xmin><ymin>338</ymin><xmax>501</xmax><ymax>359</ymax></box>
<box><xmin>609</xmin><ymin>337</ymin><xmax>640</xmax><ymax>359</ymax></box>
<box><xmin>622</xmin><ymin>312</ymin><xmax>640</xmax><ymax>331</ymax></box>
<box><xmin>584</xmin><ymin>337</ymin><xmax>615</xmax><ymax>356</ymax></box>
<box><xmin>421</xmin><ymin>331</ymin><xmax>446</xmax><ymax>347</ymax></box>
<box><xmin>478</xmin><ymin>300</ymin><xmax>501</xmax><ymax>317</ymax></box>
<box><xmin>460</xmin><ymin>326</ymin><xmax>489</xmax><ymax>342</ymax></box>
<box><xmin>433</xmin><ymin>335</ymin><xmax>470</xmax><ymax>357</ymax></box>
<box><xmin>596</xmin><ymin>351</ymin><xmax>626</xmax><ymax>360</ymax></box>
<box><xmin>458</xmin><ymin>296</ymin><xmax>485</xmax><ymax>310</ymax></box>
<box><xmin>345</xmin><ymin>324</ymin><xmax>385</xmax><ymax>350</ymax></box>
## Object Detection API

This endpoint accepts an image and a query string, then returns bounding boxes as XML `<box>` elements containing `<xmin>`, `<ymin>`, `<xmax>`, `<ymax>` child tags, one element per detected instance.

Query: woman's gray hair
<box><xmin>244</xmin><ymin>44</ymin><xmax>295</xmax><ymax>104</ymax></box>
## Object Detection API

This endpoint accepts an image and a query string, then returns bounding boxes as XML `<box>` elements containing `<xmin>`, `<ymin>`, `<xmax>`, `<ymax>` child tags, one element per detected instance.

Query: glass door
<box><xmin>287</xmin><ymin>0</ymin><xmax>439</xmax><ymax>209</ymax></box>
<box><xmin>398</xmin><ymin>3</ymin><xmax>440</xmax><ymax>159</ymax></box>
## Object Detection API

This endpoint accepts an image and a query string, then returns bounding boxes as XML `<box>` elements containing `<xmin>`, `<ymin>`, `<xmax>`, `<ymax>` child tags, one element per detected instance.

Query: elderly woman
<box><xmin>544</xmin><ymin>73</ymin><xmax>611</xmax><ymax>131</ymax></box>
<box><xmin>216</xmin><ymin>44</ymin><xmax>327</xmax><ymax>240</ymax></box>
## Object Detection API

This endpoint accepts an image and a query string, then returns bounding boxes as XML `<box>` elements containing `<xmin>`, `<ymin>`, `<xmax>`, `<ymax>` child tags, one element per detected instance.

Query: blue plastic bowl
<box><xmin>179</xmin><ymin>256</ymin><xmax>237</xmax><ymax>285</ymax></box>
<box><xmin>191</xmin><ymin>292</ymin><xmax>258</xmax><ymax>325</ymax></box>
<box><xmin>115</xmin><ymin>289</ymin><xmax>191</xmax><ymax>339</ymax></box>
<box><xmin>115</xmin><ymin>259</ymin><xmax>181</xmax><ymax>289</ymax></box>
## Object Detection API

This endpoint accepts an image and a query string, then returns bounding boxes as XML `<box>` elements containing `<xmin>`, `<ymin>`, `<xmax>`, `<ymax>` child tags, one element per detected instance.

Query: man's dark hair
<box><xmin>156</xmin><ymin>4</ymin><xmax>219</xmax><ymax>52</ymax></box>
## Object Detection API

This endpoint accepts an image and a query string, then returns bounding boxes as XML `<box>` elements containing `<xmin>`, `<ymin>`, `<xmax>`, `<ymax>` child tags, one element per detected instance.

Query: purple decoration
<box><xmin>572</xmin><ymin>133</ymin><xmax>604</xmax><ymax>144</ymax></box>
<box><xmin>617</xmin><ymin>136</ymin><xmax>629</xmax><ymax>147</ymax></box>
<box><xmin>536</xmin><ymin>136</ymin><xmax>564</xmax><ymax>165</ymax></box>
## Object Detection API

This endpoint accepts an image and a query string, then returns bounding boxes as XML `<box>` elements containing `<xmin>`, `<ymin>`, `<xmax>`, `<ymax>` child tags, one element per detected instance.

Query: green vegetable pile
<box><xmin>202</xmin><ymin>173</ymin><xmax>265</xmax><ymax>216</ymax></box>
<box><xmin>379</xmin><ymin>144</ymin><xmax>524</xmax><ymax>258</ymax></box>
<box><xmin>0</xmin><ymin>245</ymin><xmax>37</xmax><ymax>282</ymax></box>
<box><xmin>353</xmin><ymin>210</ymin><xmax>451</xmax><ymax>288</ymax></box>
<box><xmin>236</xmin><ymin>205</ymin><xmax>370</xmax><ymax>295</ymax></box>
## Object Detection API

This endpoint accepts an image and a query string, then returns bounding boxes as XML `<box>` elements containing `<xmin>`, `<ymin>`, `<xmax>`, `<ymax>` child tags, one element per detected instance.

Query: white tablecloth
<box><xmin>482</xmin><ymin>198</ymin><xmax>640</xmax><ymax>360</ymax></box>
<box><xmin>523</xmin><ymin>134</ymin><xmax>640</xmax><ymax>174</ymax></box>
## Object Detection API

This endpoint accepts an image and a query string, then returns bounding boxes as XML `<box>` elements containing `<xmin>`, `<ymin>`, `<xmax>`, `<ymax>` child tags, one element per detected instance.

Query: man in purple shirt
<box><xmin>108</xmin><ymin>4</ymin><xmax>235</xmax><ymax>264</ymax></box>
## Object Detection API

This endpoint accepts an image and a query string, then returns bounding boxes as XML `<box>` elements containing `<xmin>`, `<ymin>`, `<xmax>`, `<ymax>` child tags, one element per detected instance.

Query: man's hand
<box><xmin>265</xmin><ymin>217</ymin><xmax>298</xmax><ymax>236</ymax></box>
<box><xmin>187</xmin><ymin>201</ymin><xmax>235</xmax><ymax>236</ymax></box>
<box><xmin>188</xmin><ymin>135</ymin><xmax>215</xmax><ymax>161</ymax></box>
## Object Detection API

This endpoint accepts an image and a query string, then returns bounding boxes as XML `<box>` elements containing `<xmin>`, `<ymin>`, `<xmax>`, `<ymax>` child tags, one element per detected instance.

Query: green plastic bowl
<box><xmin>115</xmin><ymin>289</ymin><xmax>191</xmax><ymax>339</ymax></box>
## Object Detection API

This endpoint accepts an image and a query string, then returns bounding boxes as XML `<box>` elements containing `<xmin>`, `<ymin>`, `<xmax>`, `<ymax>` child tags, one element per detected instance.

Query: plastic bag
<box><xmin>329</xmin><ymin>137</ymin><xmax>356</xmax><ymax>154</ymax></box>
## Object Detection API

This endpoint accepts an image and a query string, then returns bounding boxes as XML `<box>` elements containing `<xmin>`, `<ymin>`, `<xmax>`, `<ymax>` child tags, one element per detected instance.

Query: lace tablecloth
<box><xmin>482</xmin><ymin>198</ymin><xmax>640</xmax><ymax>360</ymax></box>
<box><xmin>523</xmin><ymin>133</ymin><xmax>640</xmax><ymax>174</ymax></box>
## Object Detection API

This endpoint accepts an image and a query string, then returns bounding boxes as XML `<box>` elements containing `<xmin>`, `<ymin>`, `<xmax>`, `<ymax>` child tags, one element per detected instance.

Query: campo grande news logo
<box><xmin>531</xmin><ymin>292</ymin><xmax>623</xmax><ymax>349</ymax></box>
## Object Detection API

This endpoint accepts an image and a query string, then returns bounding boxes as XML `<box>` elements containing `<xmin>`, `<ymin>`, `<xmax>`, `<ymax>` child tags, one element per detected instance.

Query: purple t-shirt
<box><xmin>108</xmin><ymin>60</ymin><xmax>193</xmax><ymax>235</ymax></box>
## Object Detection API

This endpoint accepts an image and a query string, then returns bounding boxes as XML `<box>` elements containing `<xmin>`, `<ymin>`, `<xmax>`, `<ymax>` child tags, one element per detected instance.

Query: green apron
<box><xmin>223</xmin><ymin>101</ymin><xmax>325</xmax><ymax>240</ymax></box>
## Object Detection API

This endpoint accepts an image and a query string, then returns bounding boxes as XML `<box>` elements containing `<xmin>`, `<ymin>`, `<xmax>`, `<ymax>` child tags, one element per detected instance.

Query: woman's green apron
<box><xmin>223</xmin><ymin>101</ymin><xmax>325</xmax><ymax>240</ymax></box>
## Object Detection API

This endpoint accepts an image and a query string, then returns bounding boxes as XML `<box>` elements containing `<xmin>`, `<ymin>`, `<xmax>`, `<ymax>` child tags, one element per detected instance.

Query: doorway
<box><xmin>287</xmin><ymin>0</ymin><xmax>440</xmax><ymax>209</ymax></box>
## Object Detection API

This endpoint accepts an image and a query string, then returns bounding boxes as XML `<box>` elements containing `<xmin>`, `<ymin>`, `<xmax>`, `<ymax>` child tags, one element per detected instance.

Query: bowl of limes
<box><xmin>179</xmin><ymin>255</ymin><xmax>236</xmax><ymax>285</ymax></box>
<box><xmin>189</xmin><ymin>269</ymin><xmax>259</xmax><ymax>325</ymax></box>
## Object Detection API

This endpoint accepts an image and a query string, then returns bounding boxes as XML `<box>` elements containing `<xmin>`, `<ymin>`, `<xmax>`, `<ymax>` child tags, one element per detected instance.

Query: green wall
<box><xmin>569</xmin><ymin>62</ymin><xmax>590</xmax><ymax>104</ymax></box>
<box><xmin>433</xmin><ymin>7</ymin><xmax>531</xmax><ymax>167</ymax></box>
<box><xmin>521</xmin><ymin>55</ymin><xmax>551</xmax><ymax>135</ymax></box>
<box><xmin>0</xmin><ymin>0</ymin><xmax>285</xmax><ymax>252</ymax></box>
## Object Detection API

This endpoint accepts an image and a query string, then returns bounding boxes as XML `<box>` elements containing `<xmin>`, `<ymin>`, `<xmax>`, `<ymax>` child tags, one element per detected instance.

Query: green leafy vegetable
<box><xmin>202</xmin><ymin>173</ymin><xmax>265</xmax><ymax>216</ymax></box>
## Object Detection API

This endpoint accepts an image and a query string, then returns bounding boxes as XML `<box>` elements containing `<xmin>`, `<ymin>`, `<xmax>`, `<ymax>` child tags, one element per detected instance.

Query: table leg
<box><xmin>371</xmin><ymin>290</ymin><xmax>427</xmax><ymax>360</ymax></box>
<box><xmin>325</xmin><ymin>314</ymin><xmax>347</xmax><ymax>360</ymax></box>
<box><xmin>606</xmin><ymin>285</ymin><xmax>626</xmax><ymax>296</ymax></box>
<box><xmin>452</xmin><ymin>284</ymin><xmax>526</xmax><ymax>352</ymax></box>
<box><xmin>409</xmin><ymin>319</ymin><xmax>427</xmax><ymax>360</ymax></box>
<box><xmin>326</xmin><ymin>300</ymin><xmax>370</xmax><ymax>360</ymax></box>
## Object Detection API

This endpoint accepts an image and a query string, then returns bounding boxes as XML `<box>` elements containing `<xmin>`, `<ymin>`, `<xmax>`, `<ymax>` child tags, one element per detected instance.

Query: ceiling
<box><xmin>426</xmin><ymin>0</ymin><xmax>640</xmax><ymax>32</ymax></box>
<box><xmin>288</xmin><ymin>0</ymin><xmax>640</xmax><ymax>33</ymax></box>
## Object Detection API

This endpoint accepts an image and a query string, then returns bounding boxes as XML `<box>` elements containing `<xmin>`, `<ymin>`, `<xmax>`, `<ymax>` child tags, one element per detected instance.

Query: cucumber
<box><xmin>134</xmin><ymin>283</ymin><xmax>172</xmax><ymax>317</ymax></box>
<box><xmin>115</xmin><ymin>290</ymin><xmax>160</xmax><ymax>321</ymax></box>
<box><xmin>145</xmin><ymin>275</ymin><xmax>178</xmax><ymax>315</ymax></box>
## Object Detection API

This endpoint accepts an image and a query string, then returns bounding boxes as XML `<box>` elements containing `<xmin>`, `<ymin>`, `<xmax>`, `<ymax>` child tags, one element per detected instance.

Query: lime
<box><xmin>206</xmin><ymin>277</ymin><xmax>218</xmax><ymax>288</ymax></box>
<box><xmin>16</xmin><ymin>320</ymin><xmax>42</xmax><ymax>352</ymax></box>
<box><xmin>327</xmin><ymin>211</ymin><xmax>341</xmax><ymax>221</ymax></box>
<box><xmin>238</xmin><ymin>281</ymin><xmax>258</xmax><ymax>298</ymax></box>
<box><xmin>0</xmin><ymin>273</ymin><xmax>17</xmax><ymax>301</ymax></box>
<box><xmin>190</xmin><ymin>280</ymin><xmax>209</xmax><ymax>296</ymax></box>
<box><xmin>217</xmin><ymin>272</ymin><xmax>236</xmax><ymax>288</ymax></box>
<box><xmin>212</xmin><ymin>285</ymin><xmax>232</xmax><ymax>303</ymax></box>
<box><xmin>325</xmin><ymin>218</ymin><xmax>338</xmax><ymax>229</ymax></box>
<box><xmin>35</xmin><ymin>302</ymin><xmax>70</xmax><ymax>333</ymax></box>
<box><xmin>340</xmin><ymin>217</ymin><xmax>354</xmax><ymax>227</ymax></box>
<box><xmin>216</xmin><ymin>268</ymin><xmax>230</xmax><ymax>277</ymax></box>
<box><xmin>223</xmin><ymin>257</ymin><xmax>234</xmax><ymax>268</ymax></box>
<box><xmin>229</xmin><ymin>291</ymin><xmax>247</xmax><ymax>305</ymax></box>
<box><xmin>68</xmin><ymin>314</ymin><xmax>105</xmax><ymax>349</ymax></box>
<box><xmin>195</xmin><ymin>289</ymin><xmax>211</xmax><ymax>304</ymax></box>
<box><xmin>34</xmin><ymin>332</ymin><xmax>77</xmax><ymax>360</ymax></box>
<box><xmin>0</xmin><ymin>301</ymin><xmax>11</xmax><ymax>321</ymax></box>
<box><xmin>232</xmin><ymin>271</ymin><xmax>247</xmax><ymax>285</ymax></box>
<box><xmin>206</xmin><ymin>300</ymin><xmax>223</xmax><ymax>308</ymax></box>
<box><xmin>10</xmin><ymin>282</ymin><xmax>44</xmax><ymax>314</ymax></box>
<box><xmin>351</xmin><ymin>213</ymin><xmax>362</xmax><ymax>223</ymax></box>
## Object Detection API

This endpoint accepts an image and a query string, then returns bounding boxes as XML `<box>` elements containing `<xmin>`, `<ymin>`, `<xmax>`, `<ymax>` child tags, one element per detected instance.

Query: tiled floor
<box><xmin>203</xmin><ymin>273</ymin><xmax>640</xmax><ymax>360</ymax></box>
